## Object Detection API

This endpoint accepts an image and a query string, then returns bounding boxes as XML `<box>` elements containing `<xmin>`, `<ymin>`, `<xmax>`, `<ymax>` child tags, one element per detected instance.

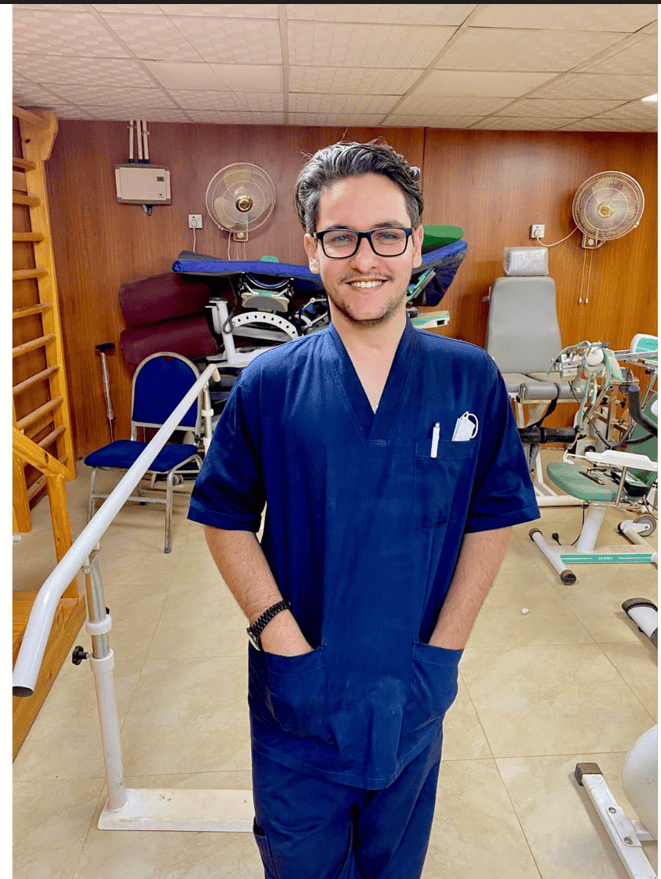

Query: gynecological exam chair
<box><xmin>484</xmin><ymin>247</ymin><xmax>580</xmax><ymax>505</ymax></box>
<box><xmin>528</xmin><ymin>339</ymin><xmax>657</xmax><ymax>585</ymax></box>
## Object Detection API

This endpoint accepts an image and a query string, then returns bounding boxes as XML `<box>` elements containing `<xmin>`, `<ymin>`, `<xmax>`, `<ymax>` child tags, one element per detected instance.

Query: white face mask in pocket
<box><xmin>451</xmin><ymin>412</ymin><xmax>479</xmax><ymax>442</ymax></box>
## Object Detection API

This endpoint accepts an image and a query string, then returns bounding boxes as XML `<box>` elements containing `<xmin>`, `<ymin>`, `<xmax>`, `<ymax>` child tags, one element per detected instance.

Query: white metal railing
<box><xmin>13</xmin><ymin>359</ymin><xmax>254</xmax><ymax>831</ymax></box>
<box><xmin>13</xmin><ymin>361</ymin><xmax>217</xmax><ymax>695</ymax></box>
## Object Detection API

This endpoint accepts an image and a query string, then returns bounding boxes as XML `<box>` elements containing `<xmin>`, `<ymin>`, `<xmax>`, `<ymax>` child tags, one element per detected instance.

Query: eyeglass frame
<box><xmin>313</xmin><ymin>226</ymin><xmax>414</xmax><ymax>259</ymax></box>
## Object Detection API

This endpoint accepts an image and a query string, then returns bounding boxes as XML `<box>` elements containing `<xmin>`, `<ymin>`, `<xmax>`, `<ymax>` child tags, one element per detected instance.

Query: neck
<box><xmin>330</xmin><ymin>305</ymin><xmax>408</xmax><ymax>411</ymax></box>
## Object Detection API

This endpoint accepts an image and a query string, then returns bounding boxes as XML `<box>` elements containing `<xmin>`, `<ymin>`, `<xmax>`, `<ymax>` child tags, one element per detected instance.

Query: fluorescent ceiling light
<box><xmin>641</xmin><ymin>93</ymin><xmax>657</xmax><ymax>102</ymax></box>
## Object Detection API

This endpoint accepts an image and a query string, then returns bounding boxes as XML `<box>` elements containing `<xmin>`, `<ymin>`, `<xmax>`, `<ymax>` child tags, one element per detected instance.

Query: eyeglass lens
<box><xmin>321</xmin><ymin>228</ymin><xmax>409</xmax><ymax>258</ymax></box>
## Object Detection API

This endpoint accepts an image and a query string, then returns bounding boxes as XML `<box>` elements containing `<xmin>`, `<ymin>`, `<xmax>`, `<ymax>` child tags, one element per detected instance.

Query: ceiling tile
<box><xmin>470</xmin><ymin>4</ymin><xmax>658</xmax><ymax>32</ymax></box>
<box><xmin>289</xmin><ymin>66</ymin><xmax>422</xmax><ymax>96</ymax></box>
<box><xmin>12</xmin><ymin>8</ymin><xmax>130</xmax><ymax>57</ymax></box>
<box><xmin>158</xmin><ymin>4</ymin><xmax>279</xmax><ymax>17</ymax></box>
<box><xmin>533</xmin><ymin>73</ymin><xmax>658</xmax><ymax>101</ymax></box>
<box><xmin>66</xmin><ymin>85</ymin><xmax>177</xmax><ymax>110</ymax></box>
<box><xmin>207</xmin><ymin>65</ymin><xmax>283</xmax><ymax>92</ymax></box>
<box><xmin>185</xmin><ymin>110</ymin><xmax>285</xmax><ymax>124</ymax></box>
<box><xmin>559</xmin><ymin>117</ymin><xmax>654</xmax><ymax>132</ymax></box>
<box><xmin>383</xmin><ymin>114</ymin><xmax>485</xmax><ymax>128</ymax></box>
<box><xmin>438</xmin><ymin>28</ymin><xmax>626</xmax><ymax>72</ymax></box>
<box><xmin>91</xmin><ymin>4</ymin><xmax>162</xmax><ymax>13</ymax></box>
<box><xmin>13</xmin><ymin>81</ymin><xmax>70</xmax><ymax>106</ymax></box>
<box><xmin>285</xmin><ymin>4</ymin><xmax>476</xmax><ymax>25</ymax></box>
<box><xmin>494</xmin><ymin>98</ymin><xmax>627</xmax><ymax>117</ymax></box>
<box><xmin>395</xmin><ymin>95</ymin><xmax>513</xmax><ymax>115</ymax></box>
<box><xmin>13</xmin><ymin>54</ymin><xmax>156</xmax><ymax>88</ymax></box>
<box><xmin>288</xmin><ymin>93</ymin><xmax>398</xmax><ymax>114</ymax></box>
<box><xmin>169</xmin><ymin>91</ymin><xmax>284</xmax><ymax>112</ymax></box>
<box><xmin>473</xmin><ymin>117</ymin><xmax>577</xmax><ymax>130</ymax></box>
<box><xmin>143</xmin><ymin>61</ymin><xmax>227</xmax><ymax>90</ymax></box>
<box><xmin>168</xmin><ymin>16</ymin><xmax>282</xmax><ymax>64</ymax></box>
<box><xmin>410</xmin><ymin>70</ymin><xmax>557</xmax><ymax>98</ymax></box>
<box><xmin>84</xmin><ymin>107</ymin><xmax>192</xmax><ymax>123</ymax></box>
<box><xmin>287</xmin><ymin>22</ymin><xmax>456</xmax><ymax>68</ymax></box>
<box><xmin>287</xmin><ymin>113</ymin><xmax>385</xmax><ymax>127</ymax></box>
<box><xmin>579</xmin><ymin>34</ymin><xmax>658</xmax><ymax>76</ymax></box>
<box><xmin>99</xmin><ymin>12</ymin><xmax>203</xmax><ymax>61</ymax></box>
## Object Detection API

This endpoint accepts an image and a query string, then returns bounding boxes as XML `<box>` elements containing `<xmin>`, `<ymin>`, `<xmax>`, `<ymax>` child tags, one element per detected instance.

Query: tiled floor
<box><xmin>13</xmin><ymin>460</ymin><xmax>658</xmax><ymax>879</ymax></box>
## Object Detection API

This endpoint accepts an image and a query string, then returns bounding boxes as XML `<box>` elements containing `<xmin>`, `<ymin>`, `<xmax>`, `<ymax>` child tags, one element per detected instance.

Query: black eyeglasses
<box><xmin>314</xmin><ymin>227</ymin><xmax>413</xmax><ymax>259</ymax></box>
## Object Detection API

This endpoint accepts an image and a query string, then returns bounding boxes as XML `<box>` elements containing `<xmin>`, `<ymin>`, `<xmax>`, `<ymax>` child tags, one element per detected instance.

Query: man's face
<box><xmin>304</xmin><ymin>173</ymin><xmax>423</xmax><ymax>327</ymax></box>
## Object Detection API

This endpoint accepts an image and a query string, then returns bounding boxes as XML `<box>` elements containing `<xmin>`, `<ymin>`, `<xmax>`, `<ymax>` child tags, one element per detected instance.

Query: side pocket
<box><xmin>403</xmin><ymin>641</ymin><xmax>463</xmax><ymax>738</ymax></box>
<box><xmin>414</xmin><ymin>439</ymin><xmax>474</xmax><ymax>529</ymax></box>
<box><xmin>253</xmin><ymin>819</ymin><xmax>278</xmax><ymax>879</ymax></box>
<box><xmin>264</xmin><ymin>646</ymin><xmax>335</xmax><ymax>745</ymax></box>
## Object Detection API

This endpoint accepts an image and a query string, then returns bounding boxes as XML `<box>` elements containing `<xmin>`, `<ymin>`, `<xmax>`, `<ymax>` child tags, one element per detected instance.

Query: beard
<box><xmin>326</xmin><ymin>283</ymin><xmax>408</xmax><ymax>328</ymax></box>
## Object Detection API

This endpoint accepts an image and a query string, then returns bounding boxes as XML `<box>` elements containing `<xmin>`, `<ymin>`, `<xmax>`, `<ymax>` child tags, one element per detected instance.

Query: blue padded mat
<box><xmin>172</xmin><ymin>239</ymin><xmax>467</xmax><ymax>298</ymax></box>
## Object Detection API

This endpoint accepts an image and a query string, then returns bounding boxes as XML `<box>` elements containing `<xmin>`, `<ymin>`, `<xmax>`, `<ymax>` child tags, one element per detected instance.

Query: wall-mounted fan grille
<box><xmin>572</xmin><ymin>171</ymin><xmax>645</xmax><ymax>248</ymax></box>
<box><xmin>206</xmin><ymin>163</ymin><xmax>276</xmax><ymax>241</ymax></box>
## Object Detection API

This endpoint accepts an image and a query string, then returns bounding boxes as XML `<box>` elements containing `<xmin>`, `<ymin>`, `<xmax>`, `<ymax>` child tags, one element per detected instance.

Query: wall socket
<box><xmin>188</xmin><ymin>214</ymin><xmax>202</xmax><ymax>229</ymax></box>
<box><xmin>530</xmin><ymin>224</ymin><xmax>545</xmax><ymax>239</ymax></box>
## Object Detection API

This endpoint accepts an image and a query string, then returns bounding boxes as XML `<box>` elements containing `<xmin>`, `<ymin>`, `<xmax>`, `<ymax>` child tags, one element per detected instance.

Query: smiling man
<box><xmin>188</xmin><ymin>140</ymin><xmax>539</xmax><ymax>879</ymax></box>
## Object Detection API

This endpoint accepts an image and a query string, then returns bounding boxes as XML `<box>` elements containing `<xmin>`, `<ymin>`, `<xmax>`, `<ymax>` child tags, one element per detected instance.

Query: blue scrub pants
<box><xmin>251</xmin><ymin>729</ymin><xmax>443</xmax><ymax>879</ymax></box>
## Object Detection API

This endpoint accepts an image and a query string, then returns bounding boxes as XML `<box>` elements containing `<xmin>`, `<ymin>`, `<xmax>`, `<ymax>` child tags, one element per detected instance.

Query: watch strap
<box><xmin>247</xmin><ymin>599</ymin><xmax>291</xmax><ymax>649</ymax></box>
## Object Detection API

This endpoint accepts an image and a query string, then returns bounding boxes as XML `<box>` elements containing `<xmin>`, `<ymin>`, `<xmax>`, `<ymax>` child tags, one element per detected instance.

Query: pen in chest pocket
<box><xmin>430</xmin><ymin>422</ymin><xmax>440</xmax><ymax>458</ymax></box>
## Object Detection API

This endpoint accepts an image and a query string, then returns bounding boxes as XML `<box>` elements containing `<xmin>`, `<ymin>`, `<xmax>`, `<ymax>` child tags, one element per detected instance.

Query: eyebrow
<box><xmin>320</xmin><ymin>221</ymin><xmax>408</xmax><ymax>231</ymax></box>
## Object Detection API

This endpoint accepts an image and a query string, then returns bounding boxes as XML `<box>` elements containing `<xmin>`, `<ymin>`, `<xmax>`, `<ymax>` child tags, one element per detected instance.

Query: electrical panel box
<box><xmin>115</xmin><ymin>163</ymin><xmax>171</xmax><ymax>204</ymax></box>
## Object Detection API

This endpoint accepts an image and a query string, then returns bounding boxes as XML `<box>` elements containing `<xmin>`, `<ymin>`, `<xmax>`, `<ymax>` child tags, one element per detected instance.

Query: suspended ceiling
<box><xmin>12</xmin><ymin>4</ymin><xmax>658</xmax><ymax>132</ymax></box>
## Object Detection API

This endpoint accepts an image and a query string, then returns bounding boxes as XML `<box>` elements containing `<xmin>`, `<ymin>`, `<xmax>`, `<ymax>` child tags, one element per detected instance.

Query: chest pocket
<box><xmin>414</xmin><ymin>438</ymin><xmax>475</xmax><ymax>529</ymax></box>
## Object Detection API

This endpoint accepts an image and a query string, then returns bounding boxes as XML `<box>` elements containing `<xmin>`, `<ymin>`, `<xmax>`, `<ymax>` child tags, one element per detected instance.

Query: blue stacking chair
<box><xmin>84</xmin><ymin>352</ymin><xmax>204</xmax><ymax>553</ymax></box>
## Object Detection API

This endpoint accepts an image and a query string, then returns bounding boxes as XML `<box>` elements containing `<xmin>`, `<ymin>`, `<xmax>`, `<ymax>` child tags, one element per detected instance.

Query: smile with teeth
<box><xmin>348</xmin><ymin>279</ymin><xmax>386</xmax><ymax>289</ymax></box>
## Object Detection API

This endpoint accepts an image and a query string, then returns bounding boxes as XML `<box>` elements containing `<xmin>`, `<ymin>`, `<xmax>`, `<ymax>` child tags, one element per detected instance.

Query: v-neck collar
<box><xmin>326</xmin><ymin>319</ymin><xmax>417</xmax><ymax>443</ymax></box>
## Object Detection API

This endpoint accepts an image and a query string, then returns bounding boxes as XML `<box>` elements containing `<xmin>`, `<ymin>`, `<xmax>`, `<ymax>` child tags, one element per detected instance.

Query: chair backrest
<box><xmin>626</xmin><ymin>392</ymin><xmax>658</xmax><ymax>487</ymax></box>
<box><xmin>131</xmin><ymin>352</ymin><xmax>202</xmax><ymax>437</ymax></box>
<box><xmin>485</xmin><ymin>275</ymin><xmax>563</xmax><ymax>374</ymax></box>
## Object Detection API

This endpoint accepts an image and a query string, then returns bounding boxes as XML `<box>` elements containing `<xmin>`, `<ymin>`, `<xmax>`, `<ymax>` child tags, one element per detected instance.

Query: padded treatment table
<box><xmin>172</xmin><ymin>239</ymin><xmax>467</xmax><ymax>302</ymax></box>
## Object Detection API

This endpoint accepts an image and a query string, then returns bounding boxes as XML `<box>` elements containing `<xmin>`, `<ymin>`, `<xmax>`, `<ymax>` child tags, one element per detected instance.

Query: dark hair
<box><xmin>294</xmin><ymin>138</ymin><xmax>423</xmax><ymax>234</ymax></box>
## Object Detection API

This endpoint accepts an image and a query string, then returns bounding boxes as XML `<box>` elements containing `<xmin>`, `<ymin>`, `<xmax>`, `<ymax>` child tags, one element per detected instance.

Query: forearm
<box><xmin>203</xmin><ymin>525</ymin><xmax>311</xmax><ymax>655</ymax></box>
<box><xmin>429</xmin><ymin>526</ymin><xmax>512</xmax><ymax>650</ymax></box>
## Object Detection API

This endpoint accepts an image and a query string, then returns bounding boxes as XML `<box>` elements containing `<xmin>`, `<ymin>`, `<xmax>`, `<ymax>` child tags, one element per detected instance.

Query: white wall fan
<box><xmin>206</xmin><ymin>162</ymin><xmax>276</xmax><ymax>243</ymax></box>
<box><xmin>572</xmin><ymin>171</ymin><xmax>645</xmax><ymax>249</ymax></box>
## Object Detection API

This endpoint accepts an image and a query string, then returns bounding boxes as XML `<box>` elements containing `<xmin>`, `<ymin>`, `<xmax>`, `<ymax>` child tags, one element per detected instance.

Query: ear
<box><xmin>304</xmin><ymin>233</ymin><xmax>320</xmax><ymax>273</ymax></box>
<box><xmin>411</xmin><ymin>224</ymin><xmax>424</xmax><ymax>270</ymax></box>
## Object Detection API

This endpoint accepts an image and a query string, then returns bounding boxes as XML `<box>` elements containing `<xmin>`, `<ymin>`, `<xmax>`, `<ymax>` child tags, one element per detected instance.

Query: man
<box><xmin>188</xmin><ymin>140</ymin><xmax>540</xmax><ymax>878</ymax></box>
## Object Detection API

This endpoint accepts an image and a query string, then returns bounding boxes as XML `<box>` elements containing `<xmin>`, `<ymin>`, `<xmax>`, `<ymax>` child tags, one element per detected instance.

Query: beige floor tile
<box><xmin>147</xmin><ymin>583</ymin><xmax>246</xmax><ymax>659</ymax></box>
<box><xmin>441</xmin><ymin>676</ymin><xmax>493</xmax><ymax>761</ymax></box>
<box><xmin>497</xmin><ymin>752</ymin><xmax>658</xmax><ymax>879</ymax></box>
<box><xmin>460</xmin><ymin>644</ymin><xmax>654</xmax><ymax>757</ymax></box>
<box><xmin>119</xmin><ymin>656</ymin><xmax>252</xmax><ymax>776</ymax></box>
<box><xmin>600</xmin><ymin>641</ymin><xmax>658</xmax><ymax>719</ymax></box>
<box><xmin>13</xmin><ymin>657</ymin><xmax>144</xmax><ymax>782</ymax></box>
<box><xmin>13</xmin><ymin>778</ymin><xmax>104</xmax><ymax>879</ymax></box>
<box><xmin>423</xmin><ymin>759</ymin><xmax>541</xmax><ymax>879</ymax></box>
<box><xmin>468</xmin><ymin>571</ymin><xmax>594</xmax><ymax>648</ymax></box>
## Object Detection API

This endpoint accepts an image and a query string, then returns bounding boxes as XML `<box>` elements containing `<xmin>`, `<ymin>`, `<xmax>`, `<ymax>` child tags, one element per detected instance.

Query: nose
<box><xmin>349</xmin><ymin>235</ymin><xmax>379</xmax><ymax>270</ymax></box>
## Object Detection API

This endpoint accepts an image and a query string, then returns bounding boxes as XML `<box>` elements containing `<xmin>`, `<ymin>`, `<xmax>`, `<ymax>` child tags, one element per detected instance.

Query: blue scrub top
<box><xmin>188</xmin><ymin>319</ymin><xmax>540</xmax><ymax>788</ymax></box>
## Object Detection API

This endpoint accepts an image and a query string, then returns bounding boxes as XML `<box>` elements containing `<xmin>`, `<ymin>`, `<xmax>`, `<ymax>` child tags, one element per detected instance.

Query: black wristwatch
<box><xmin>247</xmin><ymin>599</ymin><xmax>292</xmax><ymax>650</ymax></box>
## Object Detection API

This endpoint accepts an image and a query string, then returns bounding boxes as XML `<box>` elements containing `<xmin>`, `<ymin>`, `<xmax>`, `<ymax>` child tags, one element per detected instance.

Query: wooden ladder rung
<box><xmin>13</xmin><ymin>232</ymin><xmax>45</xmax><ymax>243</ymax></box>
<box><xmin>13</xmin><ymin>302</ymin><xmax>52</xmax><ymax>320</ymax></box>
<box><xmin>13</xmin><ymin>365</ymin><xmax>59</xmax><ymax>396</ymax></box>
<box><xmin>13</xmin><ymin>156</ymin><xmax>37</xmax><ymax>172</ymax></box>
<box><xmin>13</xmin><ymin>333</ymin><xmax>55</xmax><ymax>358</ymax></box>
<box><xmin>13</xmin><ymin>268</ymin><xmax>48</xmax><ymax>282</ymax></box>
<box><xmin>36</xmin><ymin>425</ymin><xmax>66</xmax><ymax>452</ymax></box>
<box><xmin>16</xmin><ymin>397</ymin><xmax>63</xmax><ymax>432</ymax></box>
<box><xmin>13</xmin><ymin>193</ymin><xmax>41</xmax><ymax>208</ymax></box>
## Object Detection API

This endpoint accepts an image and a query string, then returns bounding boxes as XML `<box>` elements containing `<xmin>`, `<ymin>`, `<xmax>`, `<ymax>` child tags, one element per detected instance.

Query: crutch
<box><xmin>95</xmin><ymin>343</ymin><xmax>116</xmax><ymax>442</ymax></box>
